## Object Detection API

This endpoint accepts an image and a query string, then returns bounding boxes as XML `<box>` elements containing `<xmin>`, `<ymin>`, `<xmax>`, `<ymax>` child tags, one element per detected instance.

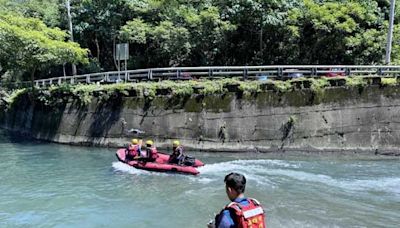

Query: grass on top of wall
<box><xmin>1</xmin><ymin>76</ymin><xmax>398</xmax><ymax>107</ymax></box>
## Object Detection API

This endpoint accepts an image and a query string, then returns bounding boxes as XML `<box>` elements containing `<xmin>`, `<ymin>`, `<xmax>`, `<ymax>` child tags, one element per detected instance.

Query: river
<box><xmin>0</xmin><ymin>131</ymin><xmax>399</xmax><ymax>227</ymax></box>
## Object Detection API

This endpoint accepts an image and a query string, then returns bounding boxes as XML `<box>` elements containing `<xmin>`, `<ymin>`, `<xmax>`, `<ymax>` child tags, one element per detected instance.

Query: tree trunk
<box><xmin>95</xmin><ymin>34</ymin><xmax>100</xmax><ymax>60</ymax></box>
<box><xmin>66</xmin><ymin>0</ymin><xmax>77</xmax><ymax>75</ymax></box>
<box><xmin>30</xmin><ymin>67</ymin><xmax>36</xmax><ymax>90</ymax></box>
<box><xmin>113</xmin><ymin>35</ymin><xmax>118</xmax><ymax>70</ymax></box>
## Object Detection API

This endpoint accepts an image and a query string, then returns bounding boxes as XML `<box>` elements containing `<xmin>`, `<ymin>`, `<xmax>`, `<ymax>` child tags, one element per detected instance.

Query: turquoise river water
<box><xmin>0</xmin><ymin>131</ymin><xmax>399</xmax><ymax>227</ymax></box>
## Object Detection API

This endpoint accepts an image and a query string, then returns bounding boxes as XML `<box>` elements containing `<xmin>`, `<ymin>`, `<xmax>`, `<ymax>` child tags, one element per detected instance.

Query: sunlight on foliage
<box><xmin>345</xmin><ymin>76</ymin><xmax>368</xmax><ymax>87</ymax></box>
<box><xmin>3</xmin><ymin>88</ymin><xmax>28</xmax><ymax>108</ymax></box>
<box><xmin>381</xmin><ymin>77</ymin><xmax>397</xmax><ymax>86</ymax></box>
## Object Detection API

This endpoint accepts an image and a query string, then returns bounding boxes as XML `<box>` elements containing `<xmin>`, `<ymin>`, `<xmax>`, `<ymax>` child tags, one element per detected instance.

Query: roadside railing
<box><xmin>3</xmin><ymin>65</ymin><xmax>400</xmax><ymax>88</ymax></box>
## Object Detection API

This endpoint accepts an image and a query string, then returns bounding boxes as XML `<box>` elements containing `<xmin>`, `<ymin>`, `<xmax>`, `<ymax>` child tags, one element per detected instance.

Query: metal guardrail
<box><xmin>3</xmin><ymin>65</ymin><xmax>400</xmax><ymax>88</ymax></box>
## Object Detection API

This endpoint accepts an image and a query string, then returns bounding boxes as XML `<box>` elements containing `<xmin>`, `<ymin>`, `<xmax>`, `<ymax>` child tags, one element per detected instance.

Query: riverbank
<box><xmin>1</xmin><ymin>77</ymin><xmax>400</xmax><ymax>155</ymax></box>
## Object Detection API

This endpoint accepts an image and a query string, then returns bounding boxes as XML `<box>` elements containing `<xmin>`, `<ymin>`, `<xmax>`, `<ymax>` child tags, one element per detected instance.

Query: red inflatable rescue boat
<box><xmin>115</xmin><ymin>149</ymin><xmax>204</xmax><ymax>175</ymax></box>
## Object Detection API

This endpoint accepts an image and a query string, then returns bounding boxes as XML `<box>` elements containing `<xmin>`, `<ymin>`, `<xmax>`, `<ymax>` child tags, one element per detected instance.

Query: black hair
<box><xmin>224</xmin><ymin>172</ymin><xmax>246</xmax><ymax>193</ymax></box>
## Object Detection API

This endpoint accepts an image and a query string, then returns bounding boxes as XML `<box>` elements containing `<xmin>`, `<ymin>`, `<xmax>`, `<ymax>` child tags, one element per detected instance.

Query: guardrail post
<box><xmin>58</xmin><ymin>78</ymin><xmax>61</xmax><ymax>85</ymax></box>
<box><xmin>311</xmin><ymin>68</ymin><xmax>317</xmax><ymax>77</ymax></box>
<box><xmin>377</xmin><ymin>68</ymin><xmax>384</xmax><ymax>76</ymax></box>
<box><xmin>278</xmin><ymin>68</ymin><xmax>283</xmax><ymax>79</ymax></box>
<box><xmin>71</xmin><ymin>77</ymin><xmax>74</xmax><ymax>84</ymax></box>
<box><xmin>243</xmin><ymin>68</ymin><xmax>248</xmax><ymax>80</ymax></box>
<box><xmin>125</xmin><ymin>71</ymin><xmax>128</xmax><ymax>82</ymax></box>
<box><xmin>345</xmin><ymin>68</ymin><xmax>351</xmax><ymax>76</ymax></box>
<box><xmin>208</xmin><ymin>69</ymin><xmax>213</xmax><ymax>77</ymax></box>
<box><xmin>148</xmin><ymin>70</ymin><xmax>153</xmax><ymax>80</ymax></box>
<box><xmin>86</xmin><ymin>75</ymin><xmax>90</xmax><ymax>83</ymax></box>
<box><xmin>177</xmin><ymin>69</ymin><xmax>181</xmax><ymax>78</ymax></box>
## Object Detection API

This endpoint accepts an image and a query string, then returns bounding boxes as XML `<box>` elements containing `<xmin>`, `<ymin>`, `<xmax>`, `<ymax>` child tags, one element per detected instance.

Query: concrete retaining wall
<box><xmin>2</xmin><ymin>85</ymin><xmax>400</xmax><ymax>155</ymax></box>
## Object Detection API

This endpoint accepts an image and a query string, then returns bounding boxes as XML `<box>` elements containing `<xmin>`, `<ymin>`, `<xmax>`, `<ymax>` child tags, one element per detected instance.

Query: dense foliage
<box><xmin>1</xmin><ymin>0</ymin><xmax>400</xmax><ymax>81</ymax></box>
<box><xmin>0</xmin><ymin>13</ymin><xmax>88</xmax><ymax>84</ymax></box>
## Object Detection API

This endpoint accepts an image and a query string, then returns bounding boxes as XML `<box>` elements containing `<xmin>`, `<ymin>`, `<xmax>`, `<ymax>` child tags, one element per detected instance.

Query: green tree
<box><xmin>120</xmin><ymin>0</ymin><xmax>234</xmax><ymax>67</ymax></box>
<box><xmin>0</xmin><ymin>0</ymin><xmax>61</xmax><ymax>27</ymax></box>
<box><xmin>286</xmin><ymin>0</ymin><xmax>400</xmax><ymax>64</ymax></box>
<box><xmin>184</xmin><ymin>6</ymin><xmax>236</xmax><ymax>65</ymax></box>
<box><xmin>0</xmin><ymin>13</ymin><xmax>88</xmax><ymax>85</ymax></box>
<box><xmin>2</xmin><ymin>0</ymin><xmax>399</xmax><ymax>74</ymax></box>
<box><xmin>71</xmin><ymin>0</ymin><xmax>132</xmax><ymax>70</ymax></box>
<box><xmin>214</xmin><ymin>0</ymin><xmax>299</xmax><ymax>65</ymax></box>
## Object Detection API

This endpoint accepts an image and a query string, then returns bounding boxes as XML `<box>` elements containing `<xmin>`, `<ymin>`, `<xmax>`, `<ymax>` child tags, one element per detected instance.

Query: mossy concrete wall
<box><xmin>2</xmin><ymin>85</ymin><xmax>400</xmax><ymax>155</ymax></box>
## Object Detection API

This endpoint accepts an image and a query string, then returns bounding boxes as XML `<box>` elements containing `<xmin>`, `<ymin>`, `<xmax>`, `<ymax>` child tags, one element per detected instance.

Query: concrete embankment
<box><xmin>1</xmin><ymin>81</ymin><xmax>400</xmax><ymax>155</ymax></box>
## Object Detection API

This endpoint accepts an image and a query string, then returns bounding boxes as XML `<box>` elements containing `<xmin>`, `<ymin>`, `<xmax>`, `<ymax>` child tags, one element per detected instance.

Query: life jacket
<box><xmin>224</xmin><ymin>198</ymin><xmax>265</xmax><ymax>228</ymax></box>
<box><xmin>174</xmin><ymin>146</ymin><xmax>184</xmax><ymax>159</ymax></box>
<box><xmin>140</xmin><ymin>149</ymin><xmax>147</xmax><ymax>157</ymax></box>
<box><xmin>147</xmin><ymin>147</ymin><xmax>158</xmax><ymax>159</ymax></box>
<box><xmin>133</xmin><ymin>145</ymin><xmax>140</xmax><ymax>156</ymax></box>
<box><xmin>128</xmin><ymin>144</ymin><xmax>140</xmax><ymax>157</ymax></box>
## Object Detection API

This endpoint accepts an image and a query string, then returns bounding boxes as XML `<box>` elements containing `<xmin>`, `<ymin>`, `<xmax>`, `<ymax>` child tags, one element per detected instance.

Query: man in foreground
<box><xmin>208</xmin><ymin>172</ymin><xmax>266</xmax><ymax>228</ymax></box>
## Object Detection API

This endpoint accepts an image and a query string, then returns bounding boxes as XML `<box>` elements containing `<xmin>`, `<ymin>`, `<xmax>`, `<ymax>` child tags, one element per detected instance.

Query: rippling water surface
<box><xmin>0</xmin><ymin>131</ymin><xmax>399</xmax><ymax>227</ymax></box>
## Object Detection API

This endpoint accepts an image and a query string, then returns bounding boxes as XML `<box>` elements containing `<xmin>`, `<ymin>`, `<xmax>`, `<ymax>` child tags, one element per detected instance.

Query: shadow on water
<box><xmin>0</xmin><ymin>129</ymin><xmax>44</xmax><ymax>145</ymax></box>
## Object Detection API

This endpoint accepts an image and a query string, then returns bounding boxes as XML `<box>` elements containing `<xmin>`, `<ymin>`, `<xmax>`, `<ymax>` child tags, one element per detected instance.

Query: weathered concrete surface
<box><xmin>2</xmin><ymin>85</ymin><xmax>400</xmax><ymax>155</ymax></box>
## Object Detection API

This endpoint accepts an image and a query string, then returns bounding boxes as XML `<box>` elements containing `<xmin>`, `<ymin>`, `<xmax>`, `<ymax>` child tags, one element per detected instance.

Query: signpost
<box><xmin>385</xmin><ymin>0</ymin><xmax>396</xmax><ymax>64</ymax></box>
<box><xmin>116</xmin><ymin>43</ymin><xmax>129</xmax><ymax>82</ymax></box>
<box><xmin>66</xmin><ymin>0</ymin><xmax>77</xmax><ymax>75</ymax></box>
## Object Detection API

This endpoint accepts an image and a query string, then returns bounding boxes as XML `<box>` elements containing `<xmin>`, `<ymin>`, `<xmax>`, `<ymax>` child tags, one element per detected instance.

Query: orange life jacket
<box><xmin>128</xmin><ymin>144</ymin><xmax>140</xmax><ymax>157</ymax></box>
<box><xmin>147</xmin><ymin>147</ymin><xmax>158</xmax><ymax>160</ymax></box>
<box><xmin>226</xmin><ymin>198</ymin><xmax>266</xmax><ymax>228</ymax></box>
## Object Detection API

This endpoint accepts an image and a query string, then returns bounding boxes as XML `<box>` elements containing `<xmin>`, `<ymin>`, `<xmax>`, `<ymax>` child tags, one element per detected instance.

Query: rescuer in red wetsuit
<box><xmin>126</xmin><ymin>138</ymin><xmax>141</xmax><ymax>160</ymax></box>
<box><xmin>143</xmin><ymin>140</ymin><xmax>158</xmax><ymax>162</ymax></box>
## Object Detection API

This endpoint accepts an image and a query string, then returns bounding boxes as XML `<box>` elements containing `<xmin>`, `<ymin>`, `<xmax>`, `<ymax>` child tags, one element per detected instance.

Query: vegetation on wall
<box><xmin>345</xmin><ymin>76</ymin><xmax>368</xmax><ymax>87</ymax></box>
<box><xmin>1</xmin><ymin>88</ymin><xmax>28</xmax><ymax>109</ymax></box>
<box><xmin>2</xmin><ymin>76</ymin><xmax>398</xmax><ymax>109</ymax></box>
<box><xmin>381</xmin><ymin>77</ymin><xmax>397</xmax><ymax>86</ymax></box>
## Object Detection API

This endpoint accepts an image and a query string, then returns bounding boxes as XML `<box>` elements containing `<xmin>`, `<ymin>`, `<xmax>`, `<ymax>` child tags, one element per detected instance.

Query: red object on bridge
<box><xmin>325</xmin><ymin>68</ymin><xmax>346</xmax><ymax>77</ymax></box>
<box><xmin>115</xmin><ymin>149</ymin><xmax>204</xmax><ymax>175</ymax></box>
